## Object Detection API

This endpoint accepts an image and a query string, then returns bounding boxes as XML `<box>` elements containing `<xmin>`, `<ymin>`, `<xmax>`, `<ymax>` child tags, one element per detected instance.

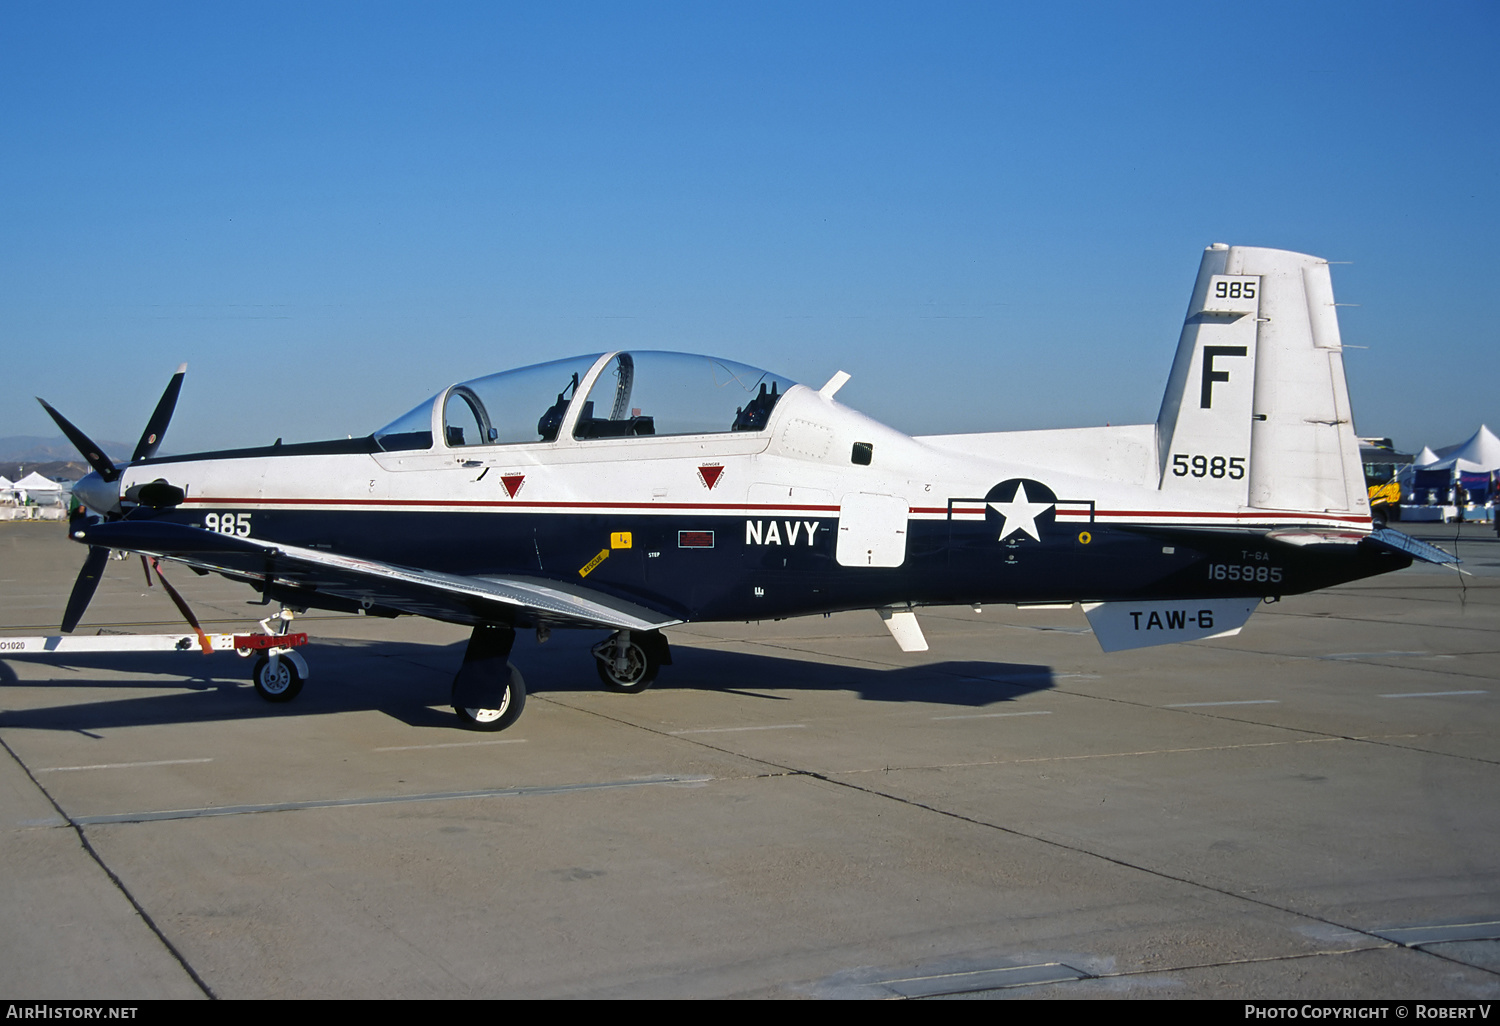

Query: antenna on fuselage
<box><xmin>818</xmin><ymin>371</ymin><xmax>851</xmax><ymax>398</ymax></box>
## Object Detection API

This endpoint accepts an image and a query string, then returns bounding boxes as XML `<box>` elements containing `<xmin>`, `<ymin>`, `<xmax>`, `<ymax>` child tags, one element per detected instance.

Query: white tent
<box><xmin>1427</xmin><ymin>425</ymin><xmax>1500</xmax><ymax>474</ymax></box>
<box><xmin>13</xmin><ymin>471</ymin><xmax>63</xmax><ymax>505</ymax></box>
<box><xmin>1414</xmin><ymin>446</ymin><xmax>1440</xmax><ymax>467</ymax></box>
<box><xmin>0</xmin><ymin>476</ymin><xmax>13</xmax><ymax>504</ymax></box>
<box><xmin>14</xmin><ymin>471</ymin><xmax>62</xmax><ymax>492</ymax></box>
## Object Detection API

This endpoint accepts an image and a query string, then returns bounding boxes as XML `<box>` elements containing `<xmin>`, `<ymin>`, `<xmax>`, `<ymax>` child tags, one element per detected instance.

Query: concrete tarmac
<box><xmin>1</xmin><ymin>519</ymin><xmax>1497</xmax><ymax>999</ymax></box>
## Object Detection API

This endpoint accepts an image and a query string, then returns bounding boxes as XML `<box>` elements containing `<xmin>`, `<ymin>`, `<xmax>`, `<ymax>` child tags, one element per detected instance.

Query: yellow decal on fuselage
<box><xmin>578</xmin><ymin>549</ymin><xmax>611</xmax><ymax>578</ymax></box>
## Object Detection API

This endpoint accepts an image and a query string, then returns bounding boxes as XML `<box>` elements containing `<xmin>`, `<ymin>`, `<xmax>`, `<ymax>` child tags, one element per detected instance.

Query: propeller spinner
<box><xmin>35</xmin><ymin>364</ymin><xmax>187</xmax><ymax>632</ymax></box>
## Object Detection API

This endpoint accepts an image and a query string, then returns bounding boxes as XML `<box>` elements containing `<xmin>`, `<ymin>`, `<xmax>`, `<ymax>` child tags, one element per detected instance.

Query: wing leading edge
<box><xmin>73</xmin><ymin>521</ymin><xmax>683</xmax><ymax>632</ymax></box>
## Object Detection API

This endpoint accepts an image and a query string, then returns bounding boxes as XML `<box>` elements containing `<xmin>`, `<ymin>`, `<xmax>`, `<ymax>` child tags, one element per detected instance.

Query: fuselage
<box><xmin>105</xmin><ymin>352</ymin><xmax>1406</xmax><ymax>629</ymax></box>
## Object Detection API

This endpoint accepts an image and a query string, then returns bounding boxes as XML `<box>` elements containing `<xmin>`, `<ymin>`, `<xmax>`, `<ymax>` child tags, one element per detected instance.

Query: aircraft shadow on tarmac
<box><xmin>0</xmin><ymin>633</ymin><xmax>1055</xmax><ymax>732</ymax></box>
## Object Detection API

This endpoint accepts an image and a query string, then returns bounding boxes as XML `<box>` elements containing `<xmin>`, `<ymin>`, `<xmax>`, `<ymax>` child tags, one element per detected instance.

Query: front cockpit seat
<box><xmin>537</xmin><ymin>372</ymin><xmax>581</xmax><ymax>442</ymax></box>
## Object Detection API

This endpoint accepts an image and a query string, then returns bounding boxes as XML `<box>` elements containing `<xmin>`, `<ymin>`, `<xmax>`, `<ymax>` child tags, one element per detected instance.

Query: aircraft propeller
<box><xmin>35</xmin><ymin>364</ymin><xmax>187</xmax><ymax>632</ymax></box>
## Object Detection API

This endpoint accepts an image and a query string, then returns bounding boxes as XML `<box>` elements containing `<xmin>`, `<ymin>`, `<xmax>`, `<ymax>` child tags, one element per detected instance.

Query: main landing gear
<box><xmin>591</xmin><ymin>630</ymin><xmax>670</xmax><ymax>694</ymax></box>
<box><xmin>448</xmin><ymin>625</ymin><xmax>671</xmax><ymax>730</ymax></box>
<box><xmin>451</xmin><ymin>624</ymin><xmax>526</xmax><ymax>731</ymax></box>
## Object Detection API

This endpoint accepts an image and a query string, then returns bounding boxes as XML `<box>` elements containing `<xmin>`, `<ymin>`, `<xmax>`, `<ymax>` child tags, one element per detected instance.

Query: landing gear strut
<box><xmin>592</xmin><ymin>630</ymin><xmax>670</xmax><ymax>693</ymax></box>
<box><xmin>452</xmin><ymin>624</ymin><xmax>526</xmax><ymax>731</ymax></box>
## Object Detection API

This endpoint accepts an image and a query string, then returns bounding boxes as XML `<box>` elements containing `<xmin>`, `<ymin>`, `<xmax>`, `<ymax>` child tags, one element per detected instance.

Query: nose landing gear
<box><xmin>242</xmin><ymin>608</ymin><xmax>310</xmax><ymax>703</ymax></box>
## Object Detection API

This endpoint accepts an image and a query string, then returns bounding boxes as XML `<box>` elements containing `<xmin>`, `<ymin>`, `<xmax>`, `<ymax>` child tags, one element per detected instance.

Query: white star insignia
<box><xmin>988</xmin><ymin>483</ymin><xmax>1054</xmax><ymax>542</ymax></box>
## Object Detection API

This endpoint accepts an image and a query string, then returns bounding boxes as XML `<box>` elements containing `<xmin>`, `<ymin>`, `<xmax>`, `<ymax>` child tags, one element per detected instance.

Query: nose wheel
<box><xmin>252</xmin><ymin>653</ymin><xmax>304</xmax><ymax>702</ymax></box>
<box><xmin>246</xmin><ymin>608</ymin><xmax>310</xmax><ymax>703</ymax></box>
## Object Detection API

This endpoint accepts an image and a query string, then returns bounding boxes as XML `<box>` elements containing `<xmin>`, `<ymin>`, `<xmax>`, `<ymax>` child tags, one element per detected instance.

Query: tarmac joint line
<box><xmin>0</xmin><ymin>732</ymin><xmax>218</xmax><ymax>999</ymax></box>
<box><xmin>70</xmin><ymin>774</ymin><xmax>716</xmax><ymax>825</ymax></box>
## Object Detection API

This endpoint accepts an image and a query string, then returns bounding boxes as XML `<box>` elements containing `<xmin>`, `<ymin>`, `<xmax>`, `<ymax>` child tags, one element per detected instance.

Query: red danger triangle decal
<box><xmin>698</xmin><ymin>465</ymin><xmax>724</xmax><ymax>490</ymax></box>
<box><xmin>500</xmin><ymin>474</ymin><xmax>525</xmax><ymax>498</ymax></box>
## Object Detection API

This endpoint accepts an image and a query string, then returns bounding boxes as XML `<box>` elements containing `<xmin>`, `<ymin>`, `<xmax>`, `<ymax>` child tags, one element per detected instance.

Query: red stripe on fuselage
<box><xmin>182</xmin><ymin>497</ymin><xmax>841</xmax><ymax>512</ymax></box>
<box><xmin>910</xmin><ymin>503</ymin><xmax>1370</xmax><ymax>526</ymax></box>
<box><xmin>183</xmin><ymin>494</ymin><xmax>1371</xmax><ymax>528</ymax></box>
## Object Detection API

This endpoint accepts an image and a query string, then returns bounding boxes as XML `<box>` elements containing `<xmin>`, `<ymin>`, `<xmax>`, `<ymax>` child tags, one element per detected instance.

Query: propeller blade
<box><xmin>131</xmin><ymin>364</ymin><xmax>186</xmax><ymax>463</ymax></box>
<box><xmin>62</xmin><ymin>546</ymin><xmax>110</xmax><ymax>633</ymax></box>
<box><xmin>35</xmin><ymin>399</ymin><xmax>119</xmax><ymax>483</ymax></box>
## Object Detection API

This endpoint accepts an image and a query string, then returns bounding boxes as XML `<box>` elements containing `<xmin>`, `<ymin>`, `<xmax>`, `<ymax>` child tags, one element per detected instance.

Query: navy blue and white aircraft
<box><xmin>38</xmin><ymin>245</ymin><xmax>1450</xmax><ymax>730</ymax></box>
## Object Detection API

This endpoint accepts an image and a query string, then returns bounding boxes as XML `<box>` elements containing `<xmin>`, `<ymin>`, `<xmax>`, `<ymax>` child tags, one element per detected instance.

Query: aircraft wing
<box><xmin>73</xmin><ymin>520</ymin><xmax>684</xmax><ymax>632</ymax></box>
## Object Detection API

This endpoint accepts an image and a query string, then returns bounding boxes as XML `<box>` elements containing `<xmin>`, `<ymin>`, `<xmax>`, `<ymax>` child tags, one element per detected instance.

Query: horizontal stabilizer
<box><xmin>1366</xmin><ymin>528</ymin><xmax>1459</xmax><ymax>566</ymax></box>
<box><xmin>1082</xmin><ymin>599</ymin><xmax>1259</xmax><ymax>652</ymax></box>
<box><xmin>1265</xmin><ymin>528</ymin><xmax>1367</xmax><ymax>547</ymax></box>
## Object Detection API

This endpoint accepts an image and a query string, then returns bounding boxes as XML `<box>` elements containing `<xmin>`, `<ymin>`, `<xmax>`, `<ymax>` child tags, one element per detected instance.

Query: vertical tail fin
<box><xmin>1156</xmin><ymin>244</ymin><xmax>1368</xmax><ymax>517</ymax></box>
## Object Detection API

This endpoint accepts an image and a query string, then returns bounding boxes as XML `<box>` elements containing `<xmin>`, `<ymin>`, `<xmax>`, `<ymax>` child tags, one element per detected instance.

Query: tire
<box><xmin>252</xmin><ymin>654</ymin><xmax>304</xmax><ymax>703</ymax></box>
<box><xmin>594</xmin><ymin>635</ymin><xmax>659</xmax><ymax>694</ymax></box>
<box><xmin>454</xmin><ymin>663</ymin><xmax>526</xmax><ymax>731</ymax></box>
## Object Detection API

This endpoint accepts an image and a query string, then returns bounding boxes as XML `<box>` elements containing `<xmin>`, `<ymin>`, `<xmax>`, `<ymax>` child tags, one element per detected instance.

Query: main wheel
<box><xmin>595</xmin><ymin>634</ymin><xmax>660</xmax><ymax>694</ymax></box>
<box><xmin>453</xmin><ymin>663</ymin><xmax>526</xmax><ymax>731</ymax></box>
<box><xmin>252</xmin><ymin>654</ymin><xmax>304</xmax><ymax>703</ymax></box>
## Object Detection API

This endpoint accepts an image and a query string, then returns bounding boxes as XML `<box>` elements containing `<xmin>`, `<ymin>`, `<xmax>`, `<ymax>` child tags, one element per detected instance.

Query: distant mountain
<box><xmin>0</xmin><ymin>435</ymin><xmax>134</xmax><ymax>464</ymax></box>
<box><xmin>0</xmin><ymin>460</ymin><xmax>87</xmax><ymax>483</ymax></box>
<box><xmin>0</xmin><ymin>435</ymin><xmax>140</xmax><ymax>483</ymax></box>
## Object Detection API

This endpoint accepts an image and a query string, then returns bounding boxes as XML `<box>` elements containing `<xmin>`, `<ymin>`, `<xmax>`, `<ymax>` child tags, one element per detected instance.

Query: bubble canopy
<box><xmin>373</xmin><ymin>352</ymin><xmax>796</xmax><ymax>452</ymax></box>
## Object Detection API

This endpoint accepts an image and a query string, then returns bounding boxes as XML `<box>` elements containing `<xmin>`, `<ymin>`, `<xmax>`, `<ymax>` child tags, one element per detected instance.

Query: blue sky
<box><xmin>2</xmin><ymin>1</ymin><xmax>1496</xmax><ymax>455</ymax></box>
